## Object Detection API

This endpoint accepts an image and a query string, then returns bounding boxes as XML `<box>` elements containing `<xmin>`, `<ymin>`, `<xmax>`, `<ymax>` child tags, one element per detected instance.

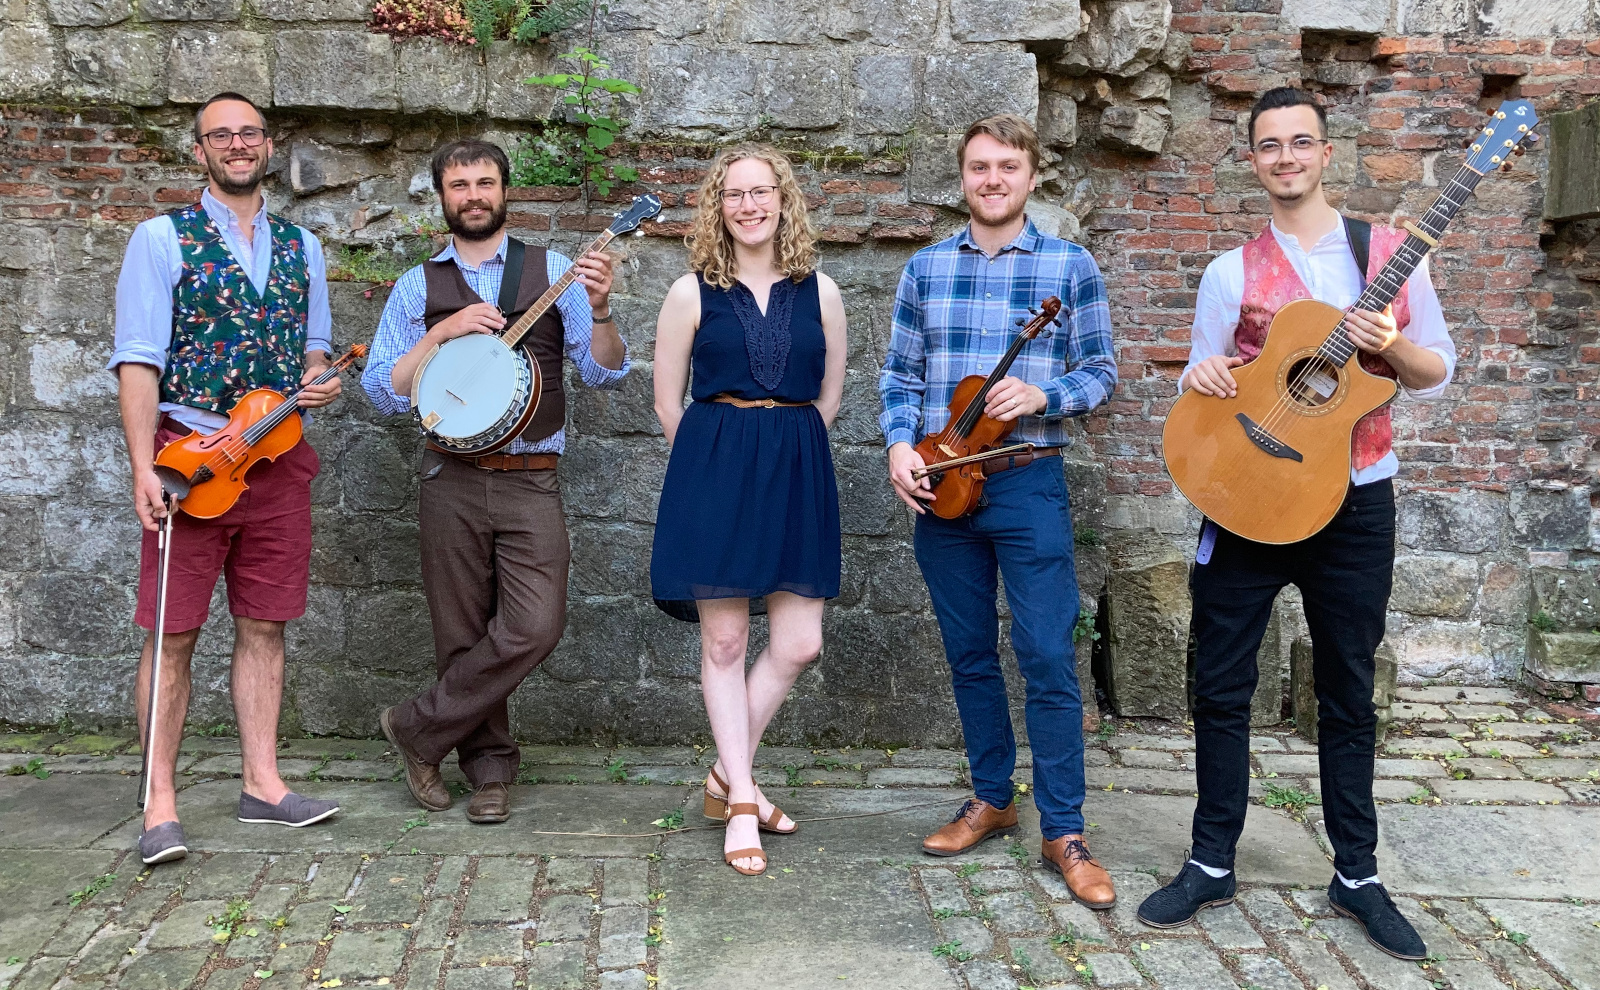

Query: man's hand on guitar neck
<box><xmin>1181</xmin><ymin>355</ymin><xmax>1247</xmax><ymax>397</ymax></box>
<box><xmin>1345</xmin><ymin>306</ymin><xmax>1448</xmax><ymax>391</ymax></box>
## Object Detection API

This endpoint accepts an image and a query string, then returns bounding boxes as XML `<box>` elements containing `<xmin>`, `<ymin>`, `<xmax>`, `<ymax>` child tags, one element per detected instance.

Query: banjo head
<box><xmin>414</xmin><ymin>334</ymin><xmax>529</xmax><ymax>442</ymax></box>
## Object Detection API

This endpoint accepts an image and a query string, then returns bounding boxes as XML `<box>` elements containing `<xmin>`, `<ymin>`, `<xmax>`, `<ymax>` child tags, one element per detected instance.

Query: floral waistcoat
<box><xmin>1237</xmin><ymin>223</ymin><xmax>1411</xmax><ymax>471</ymax></box>
<box><xmin>161</xmin><ymin>204</ymin><xmax>309</xmax><ymax>415</ymax></box>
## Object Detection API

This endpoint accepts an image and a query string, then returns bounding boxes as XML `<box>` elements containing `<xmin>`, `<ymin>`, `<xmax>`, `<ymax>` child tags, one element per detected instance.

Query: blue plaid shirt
<box><xmin>878</xmin><ymin>219</ymin><xmax>1117</xmax><ymax>450</ymax></box>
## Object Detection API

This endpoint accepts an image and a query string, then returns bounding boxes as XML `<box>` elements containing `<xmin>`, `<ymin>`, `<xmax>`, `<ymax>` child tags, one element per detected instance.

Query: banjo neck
<box><xmin>500</xmin><ymin>229</ymin><xmax>618</xmax><ymax>350</ymax></box>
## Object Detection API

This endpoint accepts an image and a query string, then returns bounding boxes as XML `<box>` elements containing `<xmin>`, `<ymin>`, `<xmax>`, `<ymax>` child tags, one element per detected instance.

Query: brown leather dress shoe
<box><xmin>380</xmin><ymin>706</ymin><xmax>451</xmax><ymax>812</ymax></box>
<box><xmin>467</xmin><ymin>782</ymin><xmax>510</xmax><ymax>824</ymax></box>
<box><xmin>922</xmin><ymin>798</ymin><xmax>1019</xmax><ymax>857</ymax></box>
<box><xmin>1041</xmin><ymin>835</ymin><xmax>1117</xmax><ymax>909</ymax></box>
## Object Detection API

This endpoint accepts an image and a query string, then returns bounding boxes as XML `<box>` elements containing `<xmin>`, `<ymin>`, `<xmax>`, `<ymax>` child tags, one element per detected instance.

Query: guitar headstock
<box><xmin>1019</xmin><ymin>296</ymin><xmax>1063</xmax><ymax>339</ymax></box>
<box><xmin>608</xmin><ymin>193</ymin><xmax>664</xmax><ymax>236</ymax></box>
<box><xmin>1465</xmin><ymin>99</ymin><xmax>1540</xmax><ymax>176</ymax></box>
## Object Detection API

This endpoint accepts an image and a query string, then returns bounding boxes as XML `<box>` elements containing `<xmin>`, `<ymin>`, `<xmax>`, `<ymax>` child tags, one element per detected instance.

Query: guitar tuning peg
<box><xmin>1462</xmin><ymin>139</ymin><xmax>1472</xmax><ymax>150</ymax></box>
<box><xmin>1514</xmin><ymin>146</ymin><xmax>1525</xmax><ymax>156</ymax></box>
<box><xmin>1500</xmin><ymin>162</ymin><xmax>1514</xmax><ymax>172</ymax></box>
<box><xmin>1525</xmin><ymin>131</ymin><xmax>1540</xmax><ymax>144</ymax></box>
<box><xmin>634</xmin><ymin>229</ymin><xmax>644</xmax><ymax>237</ymax></box>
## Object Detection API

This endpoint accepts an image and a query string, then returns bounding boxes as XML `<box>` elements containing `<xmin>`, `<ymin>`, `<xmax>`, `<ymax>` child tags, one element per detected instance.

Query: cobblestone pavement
<box><xmin>3</xmin><ymin>685</ymin><xmax>1598</xmax><ymax>990</ymax></box>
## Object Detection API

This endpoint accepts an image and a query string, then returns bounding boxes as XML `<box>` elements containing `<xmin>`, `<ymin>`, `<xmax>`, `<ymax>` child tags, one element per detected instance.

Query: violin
<box><xmin>912</xmin><ymin>298</ymin><xmax>1063</xmax><ymax>519</ymax></box>
<box><xmin>154</xmin><ymin>345</ymin><xmax>366</xmax><ymax>520</ymax></box>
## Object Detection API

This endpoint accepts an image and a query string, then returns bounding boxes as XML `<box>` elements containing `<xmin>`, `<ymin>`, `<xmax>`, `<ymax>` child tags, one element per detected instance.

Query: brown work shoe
<box><xmin>380</xmin><ymin>706</ymin><xmax>450</xmax><ymax>812</ymax></box>
<box><xmin>1042</xmin><ymin>835</ymin><xmax>1117</xmax><ymax>909</ymax></box>
<box><xmin>467</xmin><ymin>782</ymin><xmax>510</xmax><ymax>824</ymax></box>
<box><xmin>922</xmin><ymin>798</ymin><xmax>1019</xmax><ymax>857</ymax></box>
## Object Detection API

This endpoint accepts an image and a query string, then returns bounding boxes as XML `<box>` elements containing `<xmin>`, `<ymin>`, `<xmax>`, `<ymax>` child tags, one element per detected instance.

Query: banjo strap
<box><xmin>498</xmin><ymin>237</ymin><xmax>526</xmax><ymax>317</ymax></box>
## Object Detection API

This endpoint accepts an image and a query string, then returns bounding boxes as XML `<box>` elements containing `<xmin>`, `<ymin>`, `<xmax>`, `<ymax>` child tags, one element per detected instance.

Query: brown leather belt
<box><xmin>427</xmin><ymin>442</ymin><xmax>558</xmax><ymax>471</ymax></box>
<box><xmin>712</xmin><ymin>394</ymin><xmax>812</xmax><ymax>409</ymax></box>
<box><xmin>981</xmin><ymin>446</ymin><xmax>1060</xmax><ymax>475</ymax></box>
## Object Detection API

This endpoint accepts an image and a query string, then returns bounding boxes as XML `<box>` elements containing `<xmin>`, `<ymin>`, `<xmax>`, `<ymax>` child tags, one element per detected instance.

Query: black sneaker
<box><xmin>1327</xmin><ymin>878</ymin><xmax>1427</xmax><ymax>960</ymax></box>
<box><xmin>1135</xmin><ymin>862</ymin><xmax>1237</xmax><ymax>928</ymax></box>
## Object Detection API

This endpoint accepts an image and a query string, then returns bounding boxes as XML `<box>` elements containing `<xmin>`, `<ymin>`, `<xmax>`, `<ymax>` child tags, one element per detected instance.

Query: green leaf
<box><xmin>254</xmin><ymin>971</ymin><xmax>274</xmax><ymax>979</ymax></box>
<box><xmin>332</xmin><ymin>905</ymin><xmax>354</xmax><ymax>915</ymax></box>
<box><xmin>588</xmin><ymin>128</ymin><xmax>615</xmax><ymax>150</ymax></box>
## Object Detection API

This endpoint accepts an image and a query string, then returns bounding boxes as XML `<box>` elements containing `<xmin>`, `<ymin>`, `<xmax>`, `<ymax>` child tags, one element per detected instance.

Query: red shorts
<box><xmin>134</xmin><ymin>421</ymin><xmax>320</xmax><ymax>633</ymax></box>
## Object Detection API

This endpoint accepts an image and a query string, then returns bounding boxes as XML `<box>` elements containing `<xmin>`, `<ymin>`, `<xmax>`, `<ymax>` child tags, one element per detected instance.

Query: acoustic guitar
<box><xmin>1161</xmin><ymin>99</ymin><xmax>1539</xmax><ymax>544</ymax></box>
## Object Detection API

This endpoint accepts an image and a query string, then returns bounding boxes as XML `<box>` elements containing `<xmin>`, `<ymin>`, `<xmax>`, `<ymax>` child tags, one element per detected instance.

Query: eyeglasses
<box><xmin>201</xmin><ymin>127</ymin><xmax>267</xmax><ymax>150</ymax></box>
<box><xmin>721</xmin><ymin>185</ymin><xmax>777</xmax><ymax>207</ymax></box>
<box><xmin>1251</xmin><ymin>137</ymin><xmax>1326</xmax><ymax>163</ymax></box>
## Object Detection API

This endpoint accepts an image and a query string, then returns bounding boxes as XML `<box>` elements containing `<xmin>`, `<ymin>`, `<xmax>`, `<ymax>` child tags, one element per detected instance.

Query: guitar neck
<box><xmin>1319</xmin><ymin>163</ymin><xmax>1483</xmax><ymax>366</ymax></box>
<box><xmin>501</xmin><ymin>230</ymin><xmax>618</xmax><ymax>349</ymax></box>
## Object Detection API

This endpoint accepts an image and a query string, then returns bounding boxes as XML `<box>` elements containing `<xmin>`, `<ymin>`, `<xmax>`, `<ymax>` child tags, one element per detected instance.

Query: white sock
<box><xmin>1188</xmin><ymin>859</ymin><xmax>1231</xmax><ymax>878</ymax></box>
<box><xmin>1336</xmin><ymin>871</ymin><xmax>1381</xmax><ymax>888</ymax></box>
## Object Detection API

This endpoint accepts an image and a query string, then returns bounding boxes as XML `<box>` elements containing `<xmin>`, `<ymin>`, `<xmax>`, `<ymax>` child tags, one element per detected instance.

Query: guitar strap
<box><xmin>1342</xmin><ymin>215</ymin><xmax>1371</xmax><ymax>288</ymax></box>
<box><xmin>497</xmin><ymin>236</ymin><xmax>526</xmax><ymax>317</ymax></box>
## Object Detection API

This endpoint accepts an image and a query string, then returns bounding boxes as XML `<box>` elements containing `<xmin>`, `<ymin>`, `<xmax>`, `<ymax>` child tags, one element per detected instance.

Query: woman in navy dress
<box><xmin>650</xmin><ymin>145</ymin><xmax>846</xmax><ymax>876</ymax></box>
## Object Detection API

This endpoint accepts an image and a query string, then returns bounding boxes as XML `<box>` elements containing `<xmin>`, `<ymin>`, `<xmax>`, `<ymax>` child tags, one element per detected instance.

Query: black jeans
<box><xmin>1190</xmin><ymin>478</ymin><xmax>1394</xmax><ymax>879</ymax></box>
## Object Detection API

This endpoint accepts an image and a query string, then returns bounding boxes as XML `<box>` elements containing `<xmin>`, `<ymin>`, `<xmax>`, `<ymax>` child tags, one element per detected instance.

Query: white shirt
<box><xmin>107</xmin><ymin>188</ymin><xmax>333</xmax><ymax>435</ymax></box>
<box><xmin>1183</xmin><ymin>219</ymin><xmax>1456</xmax><ymax>485</ymax></box>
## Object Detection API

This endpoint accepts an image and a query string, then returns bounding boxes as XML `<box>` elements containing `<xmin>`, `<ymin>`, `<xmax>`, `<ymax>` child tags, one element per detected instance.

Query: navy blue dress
<box><xmin>650</xmin><ymin>273</ymin><xmax>842</xmax><ymax>621</ymax></box>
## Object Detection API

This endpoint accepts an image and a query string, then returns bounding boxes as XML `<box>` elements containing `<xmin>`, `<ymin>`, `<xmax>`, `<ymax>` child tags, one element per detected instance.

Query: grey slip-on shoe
<box><xmin>139</xmin><ymin>821</ymin><xmax>189</xmax><ymax>865</ymax></box>
<box><xmin>238</xmin><ymin>791</ymin><xmax>341</xmax><ymax>828</ymax></box>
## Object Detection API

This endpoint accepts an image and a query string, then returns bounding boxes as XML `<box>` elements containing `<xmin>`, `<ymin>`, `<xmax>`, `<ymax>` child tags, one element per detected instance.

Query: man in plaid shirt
<box><xmin>878</xmin><ymin>114</ymin><xmax>1118</xmax><ymax>907</ymax></box>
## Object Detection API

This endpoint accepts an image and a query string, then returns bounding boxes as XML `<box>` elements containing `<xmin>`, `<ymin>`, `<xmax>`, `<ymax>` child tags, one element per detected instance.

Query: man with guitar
<box><xmin>110</xmin><ymin>92</ymin><xmax>345</xmax><ymax>865</ymax></box>
<box><xmin>361</xmin><ymin>139</ymin><xmax>629</xmax><ymax>825</ymax></box>
<box><xmin>1137</xmin><ymin>87</ymin><xmax>1455</xmax><ymax>959</ymax></box>
<box><xmin>878</xmin><ymin>114</ymin><xmax>1120</xmax><ymax>907</ymax></box>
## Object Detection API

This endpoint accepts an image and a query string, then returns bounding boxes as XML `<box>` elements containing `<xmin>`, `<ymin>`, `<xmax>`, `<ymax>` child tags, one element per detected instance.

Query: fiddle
<box><xmin>154</xmin><ymin>345</ymin><xmax>366</xmax><ymax>520</ymax></box>
<box><xmin>912</xmin><ymin>298</ymin><xmax>1062</xmax><ymax>519</ymax></box>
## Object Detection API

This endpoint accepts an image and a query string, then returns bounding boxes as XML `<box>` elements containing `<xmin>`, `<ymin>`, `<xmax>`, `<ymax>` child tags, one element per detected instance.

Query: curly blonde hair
<box><xmin>686</xmin><ymin>144</ymin><xmax>817</xmax><ymax>290</ymax></box>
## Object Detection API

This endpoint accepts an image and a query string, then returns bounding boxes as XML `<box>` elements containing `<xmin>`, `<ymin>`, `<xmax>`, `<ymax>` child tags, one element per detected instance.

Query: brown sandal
<box><xmin>703</xmin><ymin>766</ymin><xmax>797</xmax><ymax>834</ymax></box>
<box><xmin>723</xmin><ymin>803</ymin><xmax>767</xmax><ymax>876</ymax></box>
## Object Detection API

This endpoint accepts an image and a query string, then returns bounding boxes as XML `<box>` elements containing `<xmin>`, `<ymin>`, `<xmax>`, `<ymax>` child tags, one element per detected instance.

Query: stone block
<box><xmin>1396</xmin><ymin>0</ymin><xmax>1471</xmax><ymax>32</ymax></box>
<box><xmin>1531</xmin><ymin>565</ymin><xmax>1600</xmax><ymax>631</ymax></box>
<box><xmin>761</xmin><ymin>50</ymin><xmax>843</xmax><ymax>130</ymax></box>
<box><xmin>0</xmin><ymin>25</ymin><xmax>58</xmax><ymax>101</ymax></box>
<box><xmin>1547</xmin><ymin>102</ymin><xmax>1600</xmax><ymax>223</ymax></box>
<box><xmin>1099</xmin><ymin>106</ymin><xmax>1169</xmax><ymax>155</ymax></box>
<box><xmin>1480</xmin><ymin>0</ymin><xmax>1590</xmax><ymax>35</ymax></box>
<box><xmin>1511</xmin><ymin>483</ymin><xmax>1590</xmax><ymax>550</ymax></box>
<box><xmin>275</xmin><ymin>31</ymin><xmax>398</xmax><ymax>111</ymax></box>
<box><xmin>721</xmin><ymin>0</ymin><xmax>938</xmax><ymax>46</ymax></box>
<box><xmin>1294</xmin><ymin>638</ymin><xmax>1397</xmax><ymax>744</ymax></box>
<box><xmin>486</xmin><ymin>41</ymin><xmax>560</xmax><ymax>121</ymax></box>
<box><xmin>256</xmin><ymin>0</ymin><xmax>370</xmax><ymax>18</ymax></box>
<box><xmin>168</xmin><ymin>29</ymin><xmax>272</xmax><ymax>107</ymax></box>
<box><xmin>1527</xmin><ymin>631</ymin><xmax>1600</xmax><ymax>684</ymax></box>
<box><xmin>923</xmin><ymin>50</ymin><xmax>1039</xmax><ymax>132</ymax></box>
<box><xmin>852</xmin><ymin>55</ymin><xmax>915</xmax><ymax>135</ymax></box>
<box><xmin>62</xmin><ymin>28</ymin><xmax>164</xmax><ymax>105</ymax></box>
<box><xmin>908</xmin><ymin>132</ymin><xmax>964</xmax><ymax>209</ymax></box>
<box><xmin>1251</xmin><ymin>597</ymin><xmax>1289</xmax><ymax>727</ymax></box>
<box><xmin>140</xmin><ymin>0</ymin><xmax>240</xmax><ymax>18</ymax></box>
<box><xmin>1398</xmin><ymin>490</ymin><xmax>1505</xmax><ymax>553</ymax></box>
<box><xmin>397</xmin><ymin>37</ymin><xmax>485</xmax><ymax>114</ymax></box>
<box><xmin>29</xmin><ymin>338</ymin><xmax>115</xmax><ymax>410</ymax></box>
<box><xmin>1105</xmin><ymin>531</ymin><xmax>1189</xmax><ymax>719</ymax></box>
<box><xmin>289</xmin><ymin>141</ymin><xmax>378</xmax><ymax>196</ymax></box>
<box><xmin>1039</xmin><ymin>90</ymin><xmax>1079</xmax><ymax>149</ymax></box>
<box><xmin>950</xmin><ymin>0</ymin><xmax>1082</xmax><ymax>41</ymax></box>
<box><xmin>644</xmin><ymin>44</ymin><xmax>758</xmax><ymax>133</ymax></box>
<box><xmin>1057</xmin><ymin>0</ymin><xmax>1171</xmax><ymax>78</ymax></box>
<box><xmin>1282</xmin><ymin>0</ymin><xmax>1389</xmax><ymax>32</ymax></box>
<box><xmin>603</xmin><ymin>0</ymin><xmax>707</xmax><ymax>36</ymax></box>
<box><xmin>1389</xmin><ymin>555</ymin><xmax>1478</xmax><ymax>619</ymax></box>
<box><xmin>45</xmin><ymin>0</ymin><xmax>128</xmax><ymax>25</ymax></box>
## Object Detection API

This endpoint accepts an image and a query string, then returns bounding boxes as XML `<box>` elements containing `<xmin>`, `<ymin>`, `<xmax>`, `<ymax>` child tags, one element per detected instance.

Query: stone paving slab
<box><xmin>655</xmin><ymin>860</ymin><xmax>961</xmax><ymax>990</ymax></box>
<box><xmin>407</xmin><ymin>784</ymin><xmax>689</xmax><ymax>857</ymax></box>
<box><xmin>0</xmin><ymin>774</ymin><xmax>136</xmax><ymax>848</ymax></box>
<box><xmin>1375</xmin><ymin>804</ymin><xmax>1600</xmax><ymax>898</ymax></box>
<box><xmin>1479</xmin><ymin>898</ymin><xmax>1600</xmax><ymax>990</ymax></box>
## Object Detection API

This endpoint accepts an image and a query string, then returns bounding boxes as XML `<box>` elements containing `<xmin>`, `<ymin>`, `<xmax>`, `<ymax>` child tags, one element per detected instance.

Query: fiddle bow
<box><xmin>912</xmin><ymin>297</ymin><xmax>1063</xmax><ymax>519</ymax></box>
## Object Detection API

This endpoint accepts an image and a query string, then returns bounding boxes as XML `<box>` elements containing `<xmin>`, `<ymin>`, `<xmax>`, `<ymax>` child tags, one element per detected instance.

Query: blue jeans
<box><xmin>912</xmin><ymin>458</ymin><xmax>1086</xmax><ymax>839</ymax></box>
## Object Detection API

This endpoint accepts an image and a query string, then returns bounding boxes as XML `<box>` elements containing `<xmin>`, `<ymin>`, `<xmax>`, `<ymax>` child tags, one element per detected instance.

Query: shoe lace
<box><xmin>951</xmin><ymin>799</ymin><xmax>978</xmax><ymax>824</ymax></box>
<box><xmin>1061</xmin><ymin>837</ymin><xmax>1093</xmax><ymax>865</ymax></box>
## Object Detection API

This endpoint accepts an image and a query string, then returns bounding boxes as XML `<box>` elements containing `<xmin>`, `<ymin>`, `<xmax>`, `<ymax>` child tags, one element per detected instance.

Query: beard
<box><xmin>204</xmin><ymin>149</ymin><xmax>268</xmax><ymax>196</ymax></box>
<box><xmin>443</xmin><ymin>197</ymin><xmax>508</xmax><ymax>241</ymax></box>
<box><xmin>968</xmin><ymin>190</ymin><xmax>1028</xmax><ymax>230</ymax></box>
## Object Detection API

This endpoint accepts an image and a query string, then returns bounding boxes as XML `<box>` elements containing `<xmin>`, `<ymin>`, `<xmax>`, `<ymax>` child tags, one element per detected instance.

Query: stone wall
<box><xmin>0</xmin><ymin>0</ymin><xmax>1595</xmax><ymax>743</ymax></box>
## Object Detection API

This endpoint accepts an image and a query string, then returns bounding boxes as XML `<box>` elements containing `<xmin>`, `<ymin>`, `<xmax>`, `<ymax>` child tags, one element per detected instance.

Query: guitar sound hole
<box><xmin>1284</xmin><ymin>356</ymin><xmax>1341</xmax><ymax>408</ymax></box>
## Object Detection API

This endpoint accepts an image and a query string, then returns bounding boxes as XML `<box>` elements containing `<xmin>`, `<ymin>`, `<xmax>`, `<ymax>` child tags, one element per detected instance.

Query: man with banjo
<box><xmin>361</xmin><ymin>139</ymin><xmax>631</xmax><ymax>825</ymax></box>
<box><xmin>110</xmin><ymin>92</ymin><xmax>345</xmax><ymax>866</ymax></box>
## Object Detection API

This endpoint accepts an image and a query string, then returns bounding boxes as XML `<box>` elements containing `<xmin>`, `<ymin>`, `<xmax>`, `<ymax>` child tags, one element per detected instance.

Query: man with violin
<box><xmin>878</xmin><ymin>114</ymin><xmax>1119</xmax><ymax>907</ymax></box>
<box><xmin>361</xmin><ymin>139</ymin><xmax>628</xmax><ymax>825</ymax></box>
<box><xmin>110</xmin><ymin>92</ymin><xmax>345</xmax><ymax>865</ymax></box>
<box><xmin>1136</xmin><ymin>87</ymin><xmax>1454</xmax><ymax>959</ymax></box>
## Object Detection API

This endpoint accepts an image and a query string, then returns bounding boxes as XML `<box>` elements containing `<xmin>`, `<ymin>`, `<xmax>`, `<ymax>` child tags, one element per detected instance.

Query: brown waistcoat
<box><xmin>422</xmin><ymin>240</ymin><xmax>566</xmax><ymax>443</ymax></box>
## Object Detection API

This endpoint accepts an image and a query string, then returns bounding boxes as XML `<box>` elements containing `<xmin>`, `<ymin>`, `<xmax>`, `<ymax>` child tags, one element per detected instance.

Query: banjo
<box><xmin>411</xmin><ymin>192</ymin><xmax>663</xmax><ymax>455</ymax></box>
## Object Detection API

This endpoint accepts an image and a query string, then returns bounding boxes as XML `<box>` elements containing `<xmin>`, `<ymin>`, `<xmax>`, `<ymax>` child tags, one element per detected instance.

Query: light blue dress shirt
<box><xmin>107</xmin><ymin>188</ymin><xmax>334</xmax><ymax>435</ymax></box>
<box><xmin>361</xmin><ymin>233</ymin><xmax>630</xmax><ymax>455</ymax></box>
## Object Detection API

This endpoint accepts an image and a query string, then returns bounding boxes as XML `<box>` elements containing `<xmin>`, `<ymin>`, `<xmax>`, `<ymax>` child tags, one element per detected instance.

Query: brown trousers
<box><xmin>390</xmin><ymin>448</ymin><xmax>570</xmax><ymax>785</ymax></box>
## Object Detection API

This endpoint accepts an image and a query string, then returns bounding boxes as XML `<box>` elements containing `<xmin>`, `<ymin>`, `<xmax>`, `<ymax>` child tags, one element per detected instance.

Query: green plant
<box><xmin>369</xmin><ymin>0</ymin><xmax>476</xmax><ymax>44</ymax></box>
<box><xmin>1006</xmin><ymin>840</ymin><xmax>1029</xmax><ymax>866</ymax></box>
<box><xmin>525</xmin><ymin>46</ymin><xmax>642</xmax><ymax>198</ymax></box>
<box><xmin>6</xmin><ymin>757</ymin><xmax>49</xmax><ymax>779</ymax></box>
<box><xmin>814</xmin><ymin>755</ymin><xmax>844</xmax><ymax>772</ymax></box>
<box><xmin>954</xmin><ymin>862</ymin><xmax>982</xmax><ymax>879</ymax></box>
<box><xmin>1074</xmin><ymin>526</ymin><xmax>1102</xmax><ymax>546</ymax></box>
<box><xmin>464</xmin><ymin>0</ymin><xmax>588</xmax><ymax>45</ymax></box>
<box><xmin>783</xmin><ymin>764</ymin><xmax>805</xmax><ymax>787</ymax></box>
<box><xmin>328</xmin><ymin>243</ymin><xmax>435</xmax><ymax>286</ymax></box>
<box><xmin>1094</xmin><ymin>721</ymin><xmax>1117</xmax><ymax>743</ymax></box>
<box><xmin>1262</xmin><ymin>782</ymin><xmax>1320</xmax><ymax>818</ymax></box>
<box><xmin>605</xmin><ymin>758</ymin><xmax>628</xmax><ymax>783</ymax></box>
<box><xmin>207</xmin><ymin>898</ymin><xmax>251</xmax><ymax>942</ymax></box>
<box><xmin>1531</xmin><ymin>610</ymin><xmax>1557</xmax><ymax>632</ymax></box>
<box><xmin>69</xmin><ymin>873</ymin><xmax>117</xmax><ymax>907</ymax></box>
<box><xmin>931</xmin><ymin>941</ymin><xmax>973</xmax><ymax>962</ymax></box>
<box><xmin>651</xmin><ymin>808</ymin><xmax>684</xmax><ymax>830</ymax></box>
<box><xmin>509</xmin><ymin>126</ymin><xmax>584</xmax><ymax>188</ymax></box>
<box><xmin>198</xmin><ymin>722</ymin><xmax>234</xmax><ymax>737</ymax></box>
<box><xmin>1072</xmin><ymin>612</ymin><xmax>1100</xmax><ymax>644</ymax></box>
